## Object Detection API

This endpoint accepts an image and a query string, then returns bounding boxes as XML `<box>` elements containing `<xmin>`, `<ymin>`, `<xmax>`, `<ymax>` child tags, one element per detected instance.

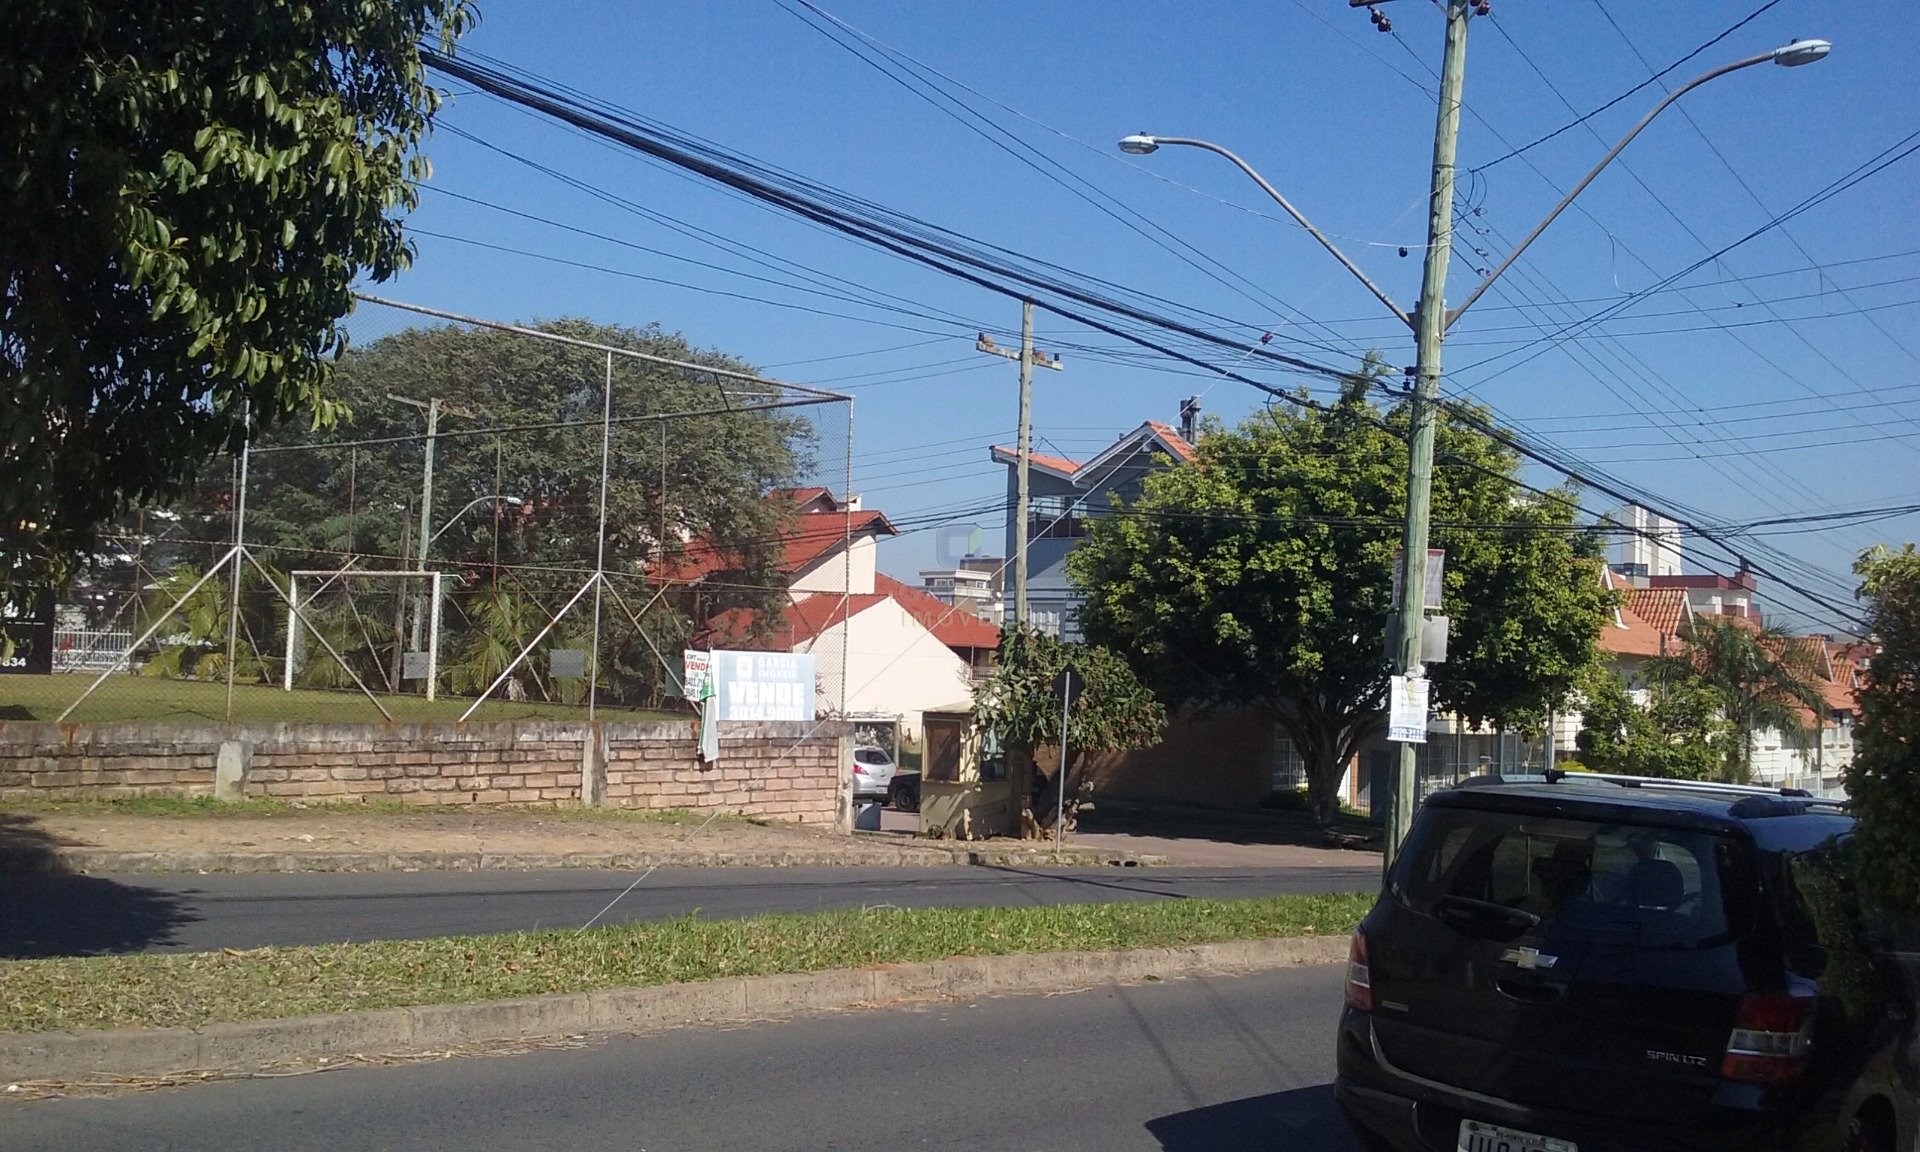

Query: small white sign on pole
<box><xmin>682</xmin><ymin>650</ymin><xmax>712</xmax><ymax>701</ymax></box>
<box><xmin>1391</xmin><ymin>548</ymin><xmax>1446</xmax><ymax>611</ymax></box>
<box><xmin>1388</xmin><ymin>674</ymin><xmax>1430</xmax><ymax>744</ymax></box>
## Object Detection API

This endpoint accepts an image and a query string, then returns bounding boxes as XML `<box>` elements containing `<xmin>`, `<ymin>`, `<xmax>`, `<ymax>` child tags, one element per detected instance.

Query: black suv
<box><xmin>1337</xmin><ymin>771</ymin><xmax>1917</xmax><ymax>1152</ymax></box>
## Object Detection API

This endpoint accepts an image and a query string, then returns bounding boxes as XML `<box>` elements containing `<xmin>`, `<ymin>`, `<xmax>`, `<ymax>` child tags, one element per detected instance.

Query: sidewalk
<box><xmin>0</xmin><ymin>806</ymin><xmax>1157</xmax><ymax>874</ymax></box>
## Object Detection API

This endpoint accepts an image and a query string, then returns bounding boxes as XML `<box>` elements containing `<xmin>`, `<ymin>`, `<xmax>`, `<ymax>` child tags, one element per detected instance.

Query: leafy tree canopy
<box><xmin>163</xmin><ymin>318</ymin><xmax>817</xmax><ymax>706</ymax></box>
<box><xmin>971</xmin><ymin>626</ymin><xmax>1165</xmax><ymax>834</ymax></box>
<box><xmin>1574</xmin><ymin>666</ymin><xmax>1727</xmax><ymax>781</ymax></box>
<box><xmin>1648</xmin><ymin>615</ymin><xmax>1825</xmax><ymax>785</ymax></box>
<box><xmin>1</xmin><ymin>0</ymin><xmax>475</xmax><ymax>600</ymax></box>
<box><xmin>1068</xmin><ymin>367</ymin><xmax>1614</xmax><ymax>824</ymax></box>
<box><xmin>1847</xmin><ymin>545</ymin><xmax>1920</xmax><ymax>917</ymax></box>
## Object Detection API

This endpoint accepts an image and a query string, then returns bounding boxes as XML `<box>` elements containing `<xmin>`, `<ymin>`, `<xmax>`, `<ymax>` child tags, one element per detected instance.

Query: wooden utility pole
<box><xmin>976</xmin><ymin>303</ymin><xmax>1061</xmax><ymax>627</ymax></box>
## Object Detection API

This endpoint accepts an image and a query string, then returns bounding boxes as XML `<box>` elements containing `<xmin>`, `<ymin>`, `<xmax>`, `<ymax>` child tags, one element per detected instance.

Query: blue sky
<box><xmin>375</xmin><ymin>0</ymin><xmax>1920</xmax><ymax>632</ymax></box>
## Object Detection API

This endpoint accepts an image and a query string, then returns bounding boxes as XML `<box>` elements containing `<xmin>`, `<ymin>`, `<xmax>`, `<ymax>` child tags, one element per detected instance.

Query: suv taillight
<box><xmin>1722</xmin><ymin>989</ymin><xmax>1815</xmax><ymax>1084</ymax></box>
<box><xmin>1344</xmin><ymin>931</ymin><xmax>1373</xmax><ymax>1012</ymax></box>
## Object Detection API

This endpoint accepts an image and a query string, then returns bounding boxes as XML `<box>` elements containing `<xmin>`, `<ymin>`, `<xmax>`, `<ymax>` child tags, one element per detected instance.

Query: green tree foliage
<box><xmin>178</xmin><ymin>318</ymin><xmax>814</xmax><ymax>707</ymax></box>
<box><xmin>971</xmin><ymin>627</ymin><xmax>1165</xmax><ymax>835</ymax></box>
<box><xmin>1847</xmin><ymin>545</ymin><xmax>1920</xmax><ymax>917</ymax></box>
<box><xmin>1574</xmin><ymin>667</ymin><xmax>1726</xmax><ymax>780</ymax></box>
<box><xmin>1068</xmin><ymin>367</ymin><xmax>1614</xmax><ymax>825</ymax></box>
<box><xmin>1650</xmin><ymin>615</ymin><xmax>1825</xmax><ymax>784</ymax></box>
<box><xmin>1</xmin><ymin>0</ymin><xmax>475</xmax><ymax>600</ymax></box>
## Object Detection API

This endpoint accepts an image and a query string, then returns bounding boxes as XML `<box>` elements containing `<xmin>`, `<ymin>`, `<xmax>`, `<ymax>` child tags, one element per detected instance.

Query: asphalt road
<box><xmin>0</xmin><ymin>964</ymin><xmax>1362</xmax><ymax>1152</ymax></box>
<box><xmin>0</xmin><ymin>864</ymin><xmax>1378</xmax><ymax>958</ymax></box>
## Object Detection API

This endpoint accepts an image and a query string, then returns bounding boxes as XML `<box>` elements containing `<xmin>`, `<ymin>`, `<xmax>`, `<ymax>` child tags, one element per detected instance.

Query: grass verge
<box><xmin>0</xmin><ymin>894</ymin><xmax>1370</xmax><ymax>1034</ymax></box>
<box><xmin>0</xmin><ymin>673</ymin><xmax>679</xmax><ymax>725</ymax></box>
<box><xmin>0</xmin><ymin>795</ymin><xmax>748</xmax><ymax>825</ymax></box>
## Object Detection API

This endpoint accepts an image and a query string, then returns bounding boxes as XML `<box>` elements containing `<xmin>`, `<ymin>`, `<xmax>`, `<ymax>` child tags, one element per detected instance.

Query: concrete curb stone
<box><xmin>18</xmin><ymin>846</ymin><xmax>1163</xmax><ymax>875</ymax></box>
<box><xmin>0</xmin><ymin>935</ymin><xmax>1345</xmax><ymax>1084</ymax></box>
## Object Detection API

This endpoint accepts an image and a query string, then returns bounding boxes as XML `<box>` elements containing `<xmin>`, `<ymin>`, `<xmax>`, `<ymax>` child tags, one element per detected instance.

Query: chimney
<box><xmin>1178</xmin><ymin>396</ymin><xmax>1200</xmax><ymax>444</ymax></box>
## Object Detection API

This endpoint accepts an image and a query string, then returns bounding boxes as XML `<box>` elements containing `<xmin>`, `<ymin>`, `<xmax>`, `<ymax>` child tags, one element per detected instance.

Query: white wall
<box><xmin>803</xmin><ymin>599</ymin><xmax>974</xmax><ymax>740</ymax></box>
<box><xmin>791</xmin><ymin>533</ymin><xmax>878</xmax><ymax>596</ymax></box>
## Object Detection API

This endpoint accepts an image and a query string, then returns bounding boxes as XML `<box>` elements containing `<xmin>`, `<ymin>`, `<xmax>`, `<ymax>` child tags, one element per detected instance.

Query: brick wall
<box><xmin>0</xmin><ymin>720</ymin><xmax>849</xmax><ymax>823</ymax></box>
<box><xmin>1080</xmin><ymin>707</ymin><xmax>1278</xmax><ymax>810</ymax></box>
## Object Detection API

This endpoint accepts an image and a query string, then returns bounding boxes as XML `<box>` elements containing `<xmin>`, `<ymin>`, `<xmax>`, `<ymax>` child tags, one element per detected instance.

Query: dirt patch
<box><xmin>7</xmin><ymin>809</ymin><xmax>942</xmax><ymax>865</ymax></box>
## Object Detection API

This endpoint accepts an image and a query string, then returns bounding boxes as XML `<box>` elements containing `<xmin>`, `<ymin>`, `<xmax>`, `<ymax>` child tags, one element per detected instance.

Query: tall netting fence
<box><xmin>4</xmin><ymin>297</ymin><xmax>852</xmax><ymax>726</ymax></box>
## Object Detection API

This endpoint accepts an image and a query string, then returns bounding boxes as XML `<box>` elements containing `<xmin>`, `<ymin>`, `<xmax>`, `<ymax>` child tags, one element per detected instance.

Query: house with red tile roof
<box><xmin>682</xmin><ymin>489</ymin><xmax>997</xmax><ymax>738</ymax></box>
<box><xmin>1578</xmin><ymin>565</ymin><xmax>1862</xmax><ymax>794</ymax></box>
<box><xmin>987</xmin><ymin>409</ymin><xmax>1200</xmax><ymax>638</ymax></box>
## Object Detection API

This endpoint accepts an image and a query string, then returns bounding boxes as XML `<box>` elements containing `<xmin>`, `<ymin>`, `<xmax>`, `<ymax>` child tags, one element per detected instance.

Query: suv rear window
<box><xmin>1393</xmin><ymin>807</ymin><xmax>1753</xmax><ymax>948</ymax></box>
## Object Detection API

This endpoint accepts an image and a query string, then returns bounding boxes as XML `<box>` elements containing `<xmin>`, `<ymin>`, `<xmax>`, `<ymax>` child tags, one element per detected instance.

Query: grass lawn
<box><xmin>0</xmin><ymin>673</ymin><xmax>680</xmax><ymax>726</ymax></box>
<box><xmin>0</xmin><ymin>893</ymin><xmax>1371</xmax><ymax>1034</ymax></box>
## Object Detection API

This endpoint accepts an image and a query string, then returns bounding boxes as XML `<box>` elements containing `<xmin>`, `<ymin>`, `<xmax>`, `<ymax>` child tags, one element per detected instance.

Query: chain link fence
<box><xmin>1</xmin><ymin>297</ymin><xmax>852</xmax><ymax>726</ymax></box>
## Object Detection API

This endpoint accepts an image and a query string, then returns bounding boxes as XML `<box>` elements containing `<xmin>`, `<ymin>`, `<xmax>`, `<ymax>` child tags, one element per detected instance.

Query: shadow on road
<box><xmin>0</xmin><ymin>812</ymin><xmax>200</xmax><ymax>958</ymax></box>
<box><xmin>1146</xmin><ymin>1083</ymin><xmax>1362</xmax><ymax>1151</ymax></box>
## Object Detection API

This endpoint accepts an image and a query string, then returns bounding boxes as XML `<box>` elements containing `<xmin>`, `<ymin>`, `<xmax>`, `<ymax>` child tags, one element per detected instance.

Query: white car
<box><xmin>850</xmin><ymin>746</ymin><xmax>897</xmax><ymax>800</ymax></box>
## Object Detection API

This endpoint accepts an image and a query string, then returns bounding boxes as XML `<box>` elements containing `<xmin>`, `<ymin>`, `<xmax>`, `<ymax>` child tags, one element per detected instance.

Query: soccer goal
<box><xmin>284</xmin><ymin>569</ymin><xmax>446</xmax><ymax>700</ymax></box>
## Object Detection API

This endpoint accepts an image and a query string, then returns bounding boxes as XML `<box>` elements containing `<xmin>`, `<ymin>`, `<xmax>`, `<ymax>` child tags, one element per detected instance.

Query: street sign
<box><xmin>549</xmin><ymin>648</ymin><xmax>587</xmax><ymax>679</ymax></box>
<box><xmin>1050</xmin><ymin>666</ymin><xmax>1084</xmax><ymax>703</ymax></box>
<box><xmin>1387</xmin><ymin>674</ymin><xmax>1430</xmax><ymax>744</ymax></box>
<box><xmin>1391</xmin><ymin>548</ymin><xmax>1446</xmax><ymax>611</ymax></box>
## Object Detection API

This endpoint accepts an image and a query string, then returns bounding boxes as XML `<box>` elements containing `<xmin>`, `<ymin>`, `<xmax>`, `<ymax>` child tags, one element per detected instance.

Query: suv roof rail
<box><xmin>1541</xmin><ymin>769</ymin><xmax>1848</xmax><ymax>809</ymax></box>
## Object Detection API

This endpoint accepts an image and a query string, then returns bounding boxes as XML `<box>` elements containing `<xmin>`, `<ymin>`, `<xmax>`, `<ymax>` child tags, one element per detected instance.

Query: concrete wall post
<box><xmin>214</xmin><ymin>740</ymin><xmax>253</xmax><ymax>802</ymax></box>
<box><xmin>580</xmin><ymin>724</ymin><xmax>607</xmax><ymax>807</ymax></box>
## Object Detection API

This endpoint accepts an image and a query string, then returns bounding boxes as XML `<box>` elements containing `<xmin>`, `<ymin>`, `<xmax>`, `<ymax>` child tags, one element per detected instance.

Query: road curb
<box><xmin>9</xmin><ymin>846</ymin><xmax>1164</xmax><ymax>875</ymax></box>
<box><xmin>0</xmin><ymin>935</ymin><xmax>1345</xmax><ymax>1084</ymax></box>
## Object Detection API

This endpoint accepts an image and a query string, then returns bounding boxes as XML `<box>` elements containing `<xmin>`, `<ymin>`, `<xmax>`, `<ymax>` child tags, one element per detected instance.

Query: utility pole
<box><xmin>389</xmin><ymin>394</ymin><xmax>470</xmax><ymax>688</ymax></box>
<box><xmin>1385</xmin><ymin>0</ymin><xmax>1470</xmax><ymax>878</ymax></box>
<box><xmin>975</xmin><ymin>304</ymin><xmax>1061</xmax><ymax>628</ymax></box>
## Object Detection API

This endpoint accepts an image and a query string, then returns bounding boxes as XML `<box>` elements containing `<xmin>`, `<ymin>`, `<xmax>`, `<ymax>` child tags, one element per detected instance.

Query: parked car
<box><xmin>888</xmin><ymin>771</ymin><xmax>920</xmax><ymax>813</ymax></box>
<box><xmin>850</xmin><ymin>746</ymin><xmax>897</xmax><ymax>801</ymax></box>
<box><xmin>1338</xmin><ymin>771</ymin><xmax>1915</xmax><ymax>1152</ymax></box>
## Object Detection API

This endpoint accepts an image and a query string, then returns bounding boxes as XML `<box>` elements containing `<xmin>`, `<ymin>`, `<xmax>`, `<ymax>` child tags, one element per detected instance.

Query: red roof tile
<box><xmin>875</xmin><ymin>573</ymin><xmax>1001</xmax><ymax>649</ymax></box>
<box><xmin>989</xmin><ymin>445</ymin><xmax>1082</xmax><ymax>476</ymax></box>
<box><xmin>1142</xmin><ymin>421</ymin><xmax>1198</xmax><ymax>462</ymax></box>
<box><xmin>1625</xmin><ymin>587</ymin><xmax>1687</xmax><ymax>637</ymax></box>
<box><xmin>706</xmin><ymin>594</ymin><xmax>888</xmax><ymax>649</ymax></box>
<box><xmin>665</xmin><ymin>509</ymin><xmax>897</xmax><ymax>583</ymax></box>
<box><xmin>1598</xmin><ymin>600</ymin><xmax>1670</xmax><ymax>659</ymax></box>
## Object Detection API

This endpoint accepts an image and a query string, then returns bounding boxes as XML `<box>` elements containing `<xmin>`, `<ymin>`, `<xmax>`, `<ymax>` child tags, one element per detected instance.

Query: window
<box><xmin>1394</xmin><ymin>807</ymin><xmax>1752</xmax><ymax>947</ymax></box>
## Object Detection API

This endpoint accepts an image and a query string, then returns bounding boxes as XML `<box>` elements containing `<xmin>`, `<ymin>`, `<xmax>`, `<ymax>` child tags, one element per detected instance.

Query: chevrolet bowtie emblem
<box><xmin>1500</xmin><ymin>947</ymin><xmax>1558</xmax><ymax>971</ymax></box>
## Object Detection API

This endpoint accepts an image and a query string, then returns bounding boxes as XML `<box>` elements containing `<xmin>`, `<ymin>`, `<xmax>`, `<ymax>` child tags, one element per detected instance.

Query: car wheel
<box><xmin>890</xmin><ymin>782</ymin><xmax>919</xmax><ymax>813</ymax></box>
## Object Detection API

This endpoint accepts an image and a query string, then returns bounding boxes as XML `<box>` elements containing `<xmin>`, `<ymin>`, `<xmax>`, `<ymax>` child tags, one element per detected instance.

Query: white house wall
<box><xmin>791</xmin><ymin>533</ymin><xmax>878</xmax><ymax>596</ymax></box>
<box><xmin>793</xmin><ymin>599</ymin><xmax>975</xmax><ymax>741</ymax></box>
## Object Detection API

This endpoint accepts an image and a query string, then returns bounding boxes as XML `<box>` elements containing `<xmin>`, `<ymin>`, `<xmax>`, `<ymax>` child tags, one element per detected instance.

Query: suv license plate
<box><xmin>1457</xmin><ymin>1120</ymin><xmax>1575</xmax><ymax>1152</ymax></box>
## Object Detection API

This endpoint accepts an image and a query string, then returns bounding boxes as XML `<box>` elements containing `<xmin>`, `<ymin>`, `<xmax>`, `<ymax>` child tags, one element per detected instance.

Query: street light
<box><xmin>425</xmin><ymin>495</ymin><xmax>523</xmax><ymax>552</ymax></box>
<box><xmin>1120</xmin><ymin>30</ymin><xmax>1828</xmax><ymax>874</ymax></box>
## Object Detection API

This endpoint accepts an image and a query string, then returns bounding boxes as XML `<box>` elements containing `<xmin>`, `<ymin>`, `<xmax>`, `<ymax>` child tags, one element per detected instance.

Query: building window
<box><xmin>1272</xmin><ymin>731</ymin><xmax>1306</xmax><ymax>792</ymax></box>
<box><xmin>1028</xmin><ymin>495</ymin><xmax>1086</xmax><ymax>539</ymax></box>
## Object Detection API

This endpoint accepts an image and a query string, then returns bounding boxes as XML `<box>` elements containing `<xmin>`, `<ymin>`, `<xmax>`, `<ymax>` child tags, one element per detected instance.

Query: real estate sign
<box><xmin>0</xmin><ymin>590</ymin><xmax>54</xmax><ymax>676</ymax></box>
<box><xmin>713</xmin><ymin>651</ymin><xmax>816</xmax><ymax>722</ymax></box>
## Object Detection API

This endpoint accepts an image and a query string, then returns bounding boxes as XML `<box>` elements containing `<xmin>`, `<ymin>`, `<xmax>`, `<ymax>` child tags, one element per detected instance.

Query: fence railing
<box><xmin>52</xmin><ymin>629</ymin><xmax>134</xmax><ymax>673</ymax></box>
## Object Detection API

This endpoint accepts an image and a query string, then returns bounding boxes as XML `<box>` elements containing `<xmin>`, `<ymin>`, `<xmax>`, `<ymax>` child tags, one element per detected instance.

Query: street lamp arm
<box><xmin>426</xmin><ymin>495</ymin><xmax>522</xmax><ymax>550</ymax></box>
<box><xmin>1144</xmin><ymin>136</ymin><xmax>1413</xmax><ymax>328</ymax></box>
<box><xmin>1445</xmin><ymin>46</ymin><xmax>1801</xmax><ymax>329</ymax></box>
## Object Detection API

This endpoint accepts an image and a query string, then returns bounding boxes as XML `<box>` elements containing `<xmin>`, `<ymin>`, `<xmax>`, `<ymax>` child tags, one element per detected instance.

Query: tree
<box><xmin>1068</xmin><ymin>368</ymin><xmax>1615</xmax><ymax>825</ymax></box>
<box><xmin>1574</xmin><ymin>667</ymin><xmax>1726</xmax><ymax>780</ymax></box>
<box><xmin>171</xmin><ymin>318</ymin><xmax>815</xmax><ymax>706</ymax></box>
<box><xmin>1846</xmin><ymin>545</ymin><xmax>1920</xmax><ymax>917</ymax></box>
<box><xmin>1</xmin><ymin>0</ymin><xmax>476</xmax><ymax>603</ymax></box>
<box><xmin>1650</xmin><ymin>615</ymin><xmax>1825</xmax><ymax>784</ymax></box>
<box><xmin>971</xmin><ymin>627</ymin><xmax>1166</xmax><ymax>837</ymax></box>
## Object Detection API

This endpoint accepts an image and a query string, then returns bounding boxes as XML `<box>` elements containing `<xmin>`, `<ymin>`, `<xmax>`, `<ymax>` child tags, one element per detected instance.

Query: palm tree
<box><xmin>1653</xmin><ymin>616</ymin><xmax>1826</xmax><ymax>784</ymax></box>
